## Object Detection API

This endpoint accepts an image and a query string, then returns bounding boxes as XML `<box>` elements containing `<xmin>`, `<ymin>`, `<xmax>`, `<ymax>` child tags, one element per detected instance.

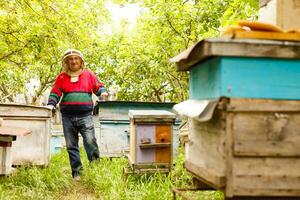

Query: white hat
<box><xmin>62</xmin><ymin>49</ymin><xmax>84</xmax><ymax>63</ymax></box>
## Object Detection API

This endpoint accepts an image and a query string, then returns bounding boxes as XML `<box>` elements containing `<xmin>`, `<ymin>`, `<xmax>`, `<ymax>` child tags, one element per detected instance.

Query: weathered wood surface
<box><xmin>129</xmin><ymin>119</ymin><xmax>136</xmax><ymax>164</ymax></box>
<box><xmin>0</xmin><ymin>104</ymin><xmax>51</xmax><ymax>118</ymax></box>
<box><xmin>232</xmin><ymin>157</ymin><xmax>300</xmax><ymax>196</ymax></box>
<box><xmin>232</xmin><ymin>105</ymin><xmax>300</xmax><ymax>157</ymax></box>
<box><xmin>155</xmin><ymin>125</ymin><xmax>171</xmax><ymax>163</ymax></box>
<box><xmin>139</xmin><ymin>143</ymin><xmax>171</xmax><ymax>149</ymax></box>
<box><xmin>186</xmin><ymin>98</ymin><xmax>300</xmax><ymax>197</ymax></box>
<box><xmin>228</xmin><ymin>98</ymin><xmax>300</xmax><ymax>112</ymax></box>
<box><xmin>4</xmin><ymin>118</ymin><xmax>51</xmax><ymax>166</ymax></box>
<box><xmin>0</xmin><ymin>146</ymin><xmax>12</xmax><ymax>175</ymax></box>
<box><xmin>170</xmin><ymin>38</ymin><xmax>300</xmax><ymax>71</ymax></box>
<box><xmin>129</xmin><ymin>110</ymin><xmax>176</xmax><ymax>119</ymax></box>
<box><xmin>136</xmin><ymin>125</ymin><xmax>155</xmax><ymax>163</ymax></box>
<box><xmin>186</xmin><ymin>113</ymin><xmax>226</xmax><ymax>187</ymax></box>
<box><xmin>185</xmin><ymin>160</ymin><xmax>226</xmax><ymax>188</ymax></box>
<box><xmin>0</xmin><ymin>105</ymin><xmax>51</xmax><ymax>166</ymax></box>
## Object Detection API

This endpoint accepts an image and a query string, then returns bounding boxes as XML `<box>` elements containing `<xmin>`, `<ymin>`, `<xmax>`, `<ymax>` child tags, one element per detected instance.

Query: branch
<box><xmin>0</xmin><ymin>40</ymin><xmax>31</xmax><ymax>61</ymax></box>
<box><xmin>165</xmin><ymin>13</ymin><xmax>188</xmax><ymax>44</ymax></box>
<box><xmin>0</xmin><ymin>83</ymin><xmax>14</xmax><ymax>102</ymax></box>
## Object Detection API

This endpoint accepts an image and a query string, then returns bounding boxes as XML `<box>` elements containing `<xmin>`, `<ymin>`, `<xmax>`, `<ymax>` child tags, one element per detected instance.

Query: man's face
<box><xmin>65</xmin><ymin>55</ymin><xmax>82</xmax><ymax>72</ymax></box>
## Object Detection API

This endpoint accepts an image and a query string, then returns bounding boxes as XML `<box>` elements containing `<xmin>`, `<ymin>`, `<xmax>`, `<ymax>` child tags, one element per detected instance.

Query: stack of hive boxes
<box><xmin>171</xmin><ymin>37</ymin><xmax>300</xmax><ymax>199</ymax></box>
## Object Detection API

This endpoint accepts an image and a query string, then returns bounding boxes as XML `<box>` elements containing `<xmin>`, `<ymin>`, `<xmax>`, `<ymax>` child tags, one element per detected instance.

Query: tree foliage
<box><xmin>0</xmin><ymin>0</ymin><xmax>258</xmax><ymax>104</ymax></box>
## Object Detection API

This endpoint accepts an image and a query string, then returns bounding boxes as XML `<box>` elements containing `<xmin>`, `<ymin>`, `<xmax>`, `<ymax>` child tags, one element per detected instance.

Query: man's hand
<box><xmin>99</xmin><ymin>92</ymin><xmax>109</xmax><ymax>101</ymax></box>
<box><xmin>46</xmin><ymin>105</ymin><xmax>56</xmax><ymax>116</ymax></box>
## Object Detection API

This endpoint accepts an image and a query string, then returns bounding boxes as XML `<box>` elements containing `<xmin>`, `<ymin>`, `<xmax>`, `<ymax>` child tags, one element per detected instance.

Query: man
<box><xmin>47</xmin><ymin>49</ymin><xmax>108</xmax><ymax>179</ymax></box>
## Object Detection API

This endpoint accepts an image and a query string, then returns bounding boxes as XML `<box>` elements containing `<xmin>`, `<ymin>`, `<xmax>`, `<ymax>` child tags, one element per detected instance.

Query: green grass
<box><xmin>0</xmin><ymin>148</ymin><xmax>224</xmax><ymax>200</ymax></box>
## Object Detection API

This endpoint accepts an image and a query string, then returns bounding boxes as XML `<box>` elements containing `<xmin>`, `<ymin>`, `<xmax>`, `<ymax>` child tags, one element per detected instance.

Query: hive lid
<box><xmin>170</xmin><ymin>38</ymin><xmax>300</xmax><ymax>71</ymax></box>
<box><xmin>173</xmin><ymin>99</ymin><xmax>218</xmax><ymax>122</ymax></box>
<box><xmin>0</xmin><ymin>103</ymin><xmax>52</xmax><ymax>118</ymax></box>
<box><xmin>128</xmin><ymin>110</ymin><xmax>176</xmax><ymax>119</ymax></box>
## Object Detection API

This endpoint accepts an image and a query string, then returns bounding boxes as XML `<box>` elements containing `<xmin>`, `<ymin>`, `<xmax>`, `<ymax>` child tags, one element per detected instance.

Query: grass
<box><xmin>0</xmin><ymin>148</ymin><xmax>224</xmax><ymax>200</ymax></box>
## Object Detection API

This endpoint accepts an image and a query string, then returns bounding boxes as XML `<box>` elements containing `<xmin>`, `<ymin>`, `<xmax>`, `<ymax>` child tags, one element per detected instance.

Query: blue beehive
<box><xmin>171</xmin><ymin>38</ymin><xmax>300</xmax><ymax>100</ymax></box>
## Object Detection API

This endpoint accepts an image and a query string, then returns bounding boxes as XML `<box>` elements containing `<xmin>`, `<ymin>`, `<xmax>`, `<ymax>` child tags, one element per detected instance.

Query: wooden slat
<box><xmin>155</xmin><ymin>125</ymin><xmax>171</xmax><ymax>163</ymax></box>
<box><xmin>234</xmin><ymin>140</ymin><xmax>300</xmax><ymax>157</ymax></box>
<box><xmin>232</xmin><ymin>158</ymin><xmax>300</xmax><ymax>176</ymax></box>
<box><xmin>129</xmin><ymin>120</ymin><xmax>136</xmax><ymax>164</ymax></box>
<box><xmin>185</xmin><ymin>160</ymin><xmax>226</xmax><ymax>188</ymax></box>
<box><xmin>0</xmin><ymin>146</ymin><xmax>12</xmax><ymax>175</ymax></box>
<box><xmin>136</xmin><ymin>125</ymin><xmax>156</xmax><ymax>163</ymax></box>
<box><xmin>133</xmin><ymin>162</ymin><xmax>170</xmax><ymax>169</ymax></box>
<box><xmin>232</xmin><ymin>157</ymin><xmax>300</xmax><ymax>197</ymax></box>
<box><xmin>228</xmin><ymin>98</ymin><xmax>300</xmax><ymax>112</ymax></box>
<box><xmin>139</xmin><ymin>143</ymin><xmax>171</xmax><ymax>149</ymax></box>
<box><xmin>225</xmin><ymin>112</ymin><xmax>234</xmax><ymax>197</ymax></box>
<box><xmin>186</xmin><ymin>116</ymin><xmax>226</xmax><ymax>185</ymax></box>
<box><xmin>225</xmin><ymin>31</ymin><xmax>300</xmax><ymax>42</ymax></box>
<box><xmin>233</xmin><ymin>175</ymin><xmax>300</xmax><ymax>196</ymax></box>
<box><xmin>0</xmin><ymin>104</ymin><xmax>52</xmax><ymax>118</ymax></box>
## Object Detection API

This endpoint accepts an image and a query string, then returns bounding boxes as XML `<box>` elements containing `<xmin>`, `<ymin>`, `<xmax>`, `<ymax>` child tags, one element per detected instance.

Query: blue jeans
<box><xmin>62</xmin><ymin>114</ymin><xmax>99</xmax><ymax>177</ymax></box>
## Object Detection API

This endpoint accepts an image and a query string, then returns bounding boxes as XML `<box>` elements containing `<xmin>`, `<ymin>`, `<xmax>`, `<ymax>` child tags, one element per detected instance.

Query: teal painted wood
<box><xmin>189</xmin><ymin>57</ymin><xmax>300</xmax><ymax>100</ymax></box>
<box><xmin>190</xmin><ymin>57</ymin><xmax>222</xmax><ymax>100</ymax></box>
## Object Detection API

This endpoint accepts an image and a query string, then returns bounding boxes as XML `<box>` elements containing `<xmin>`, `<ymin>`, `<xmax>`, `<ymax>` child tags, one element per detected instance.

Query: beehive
<box><xmin>128</xmin><ymin>110</ymin><xmax>176</xmax><ymax>172</ymax></box>
<box><xmin>0</xmin><ymin>104</ymin><xmax>52</xmax><ymax>165</ymax></box>
<box><xmin>94</xmin><ymin>101</ymin><xmax>180</xmax><ymax>158</ymax></box>
<box><xmin>172</xmin><ymin>38</ymin><xmax>300</xmax><ymax>198</ymax></box>
<box><xmin>0</xmin><ymin>120</ymin><xmax>31</xmax><ymax>175</ymax></box>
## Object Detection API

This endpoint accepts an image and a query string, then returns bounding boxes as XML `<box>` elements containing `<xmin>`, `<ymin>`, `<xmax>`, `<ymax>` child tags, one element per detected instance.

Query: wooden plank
<box><xmin>231</xmin><ymin>110</ymin><xmax>300</xmax><ymax>157</ymax></box>
<box><xmin>0</xmin><ymin>104</ymin><xmax>51</xmax><ymax>118</ymax></box>
<box><xmin>233</xmin><ymin>158</ymin><xmax>300</xmax><ymax>176</ymax></box>
<box><xmin>232</xmin><ymin>157</ymin><xmax>300</xmax><ymax>196</ymax></box>
<box><xmin>228</xmin><ymin>98</ymin><xmax>300</xmax><ymax>112</ymax></box>
<box><xmin>233</xmin><ymin>175</ymin><xmax>300</xmax><ymax>196</ymax></box>
<box><xmin>186</xmin><ymin>116</ymin><xmax>226</xmax><ymax>182</ymax></box>
<box><xmin>136</xmin><ymin>125</ymin><xmax>155</xmax><ymax>163</ymax></box>
<box><xmin>189</xmin><ymin>57</ymin><xmax>300</xmax><ymax>100</ymax></box>
<box><xmin>129</xmin><ymin>120</ymin><xmax>136</xmax><ymax>164</ymax></box>
<box><xmin>155</xmin><ymin>125</ymin><xmax>171</xmax><ymax>163</ymax></box>
<box><xmin>225</xmin><ymin>112</ymin><xmax>234</xmax><ymax>197</ymax></box>
<box><xmin>133</xmin><ymin>162</ymin><xmax>170</xmax><ymax>169</ymax></box>
<box><xmin>234</xmin><ymin>140</ymin><xmax>300</xmax><ymax>157</ymax></box>
<box><xmin>170</xmin><ymin>38</ymin><xmax>300</xmax><ymax>71</ymax></box>
<box><xmin>224</xmin><ymin>31</ymin><xmax>300</xmax><ymax>41</ymax></box>
<box><xmin>129</xmin><ymin>110</ymin><xmax>176</xmax><ymax>119</ymax></box>
<box><xmin>220</xmin><ymin>57</ymin><xmax>300</xmax><ymax>100</ymax></box>
<box><xmin>139</xmin><ymin>143</ymin><xmax>171</xmax><ymax>149</ymax></box>
<box><xmin>5</xmin><ymin>118</ymin><xmax>51</xmax><ymax>166</ymax></box>
<box><xmin>185</xmin><ymin>160</ymin><xmax>226</xmax><ymax>188</ymax></box>
<box><xmin>0</xmin><ymin>146</ymin><xmax>12</xmax><ymax>175</ymax></box>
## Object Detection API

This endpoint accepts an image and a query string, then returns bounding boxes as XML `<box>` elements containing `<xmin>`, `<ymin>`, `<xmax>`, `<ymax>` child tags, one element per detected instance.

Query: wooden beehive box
<box><xmin>94</xmin><ymin>101</ymin><xmax>180</xmax><ymax>158</ymax></box>
<box><xmin>0</xmin><ymin>118</ymin><xmax>31</xmax><ymax>175</ymax></box>
<box><xmin>182</xmin><ymin>98</ymin><xmax>300</xmax><ymax>198</ymax></box>
<box><xmin>171</xmin><ymin>38</ymin><xmax>300</xmax><ymax>100</ymax></box>
<box><xmin>128</xmin><ymin>110</ymin><xmax>176</xmax><ymax>171</ymax></box>
<box><xmin>0</xmin><ymin>104</ymin><xmax>52</xmax><ymax>166</ymax></box>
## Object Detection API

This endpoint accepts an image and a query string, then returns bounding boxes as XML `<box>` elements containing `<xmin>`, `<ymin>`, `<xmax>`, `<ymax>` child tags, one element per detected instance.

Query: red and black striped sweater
<box><xmin>47</xmin><ymin>69</ymin><xmax>107</xmax><ymax>116</ymax></box>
